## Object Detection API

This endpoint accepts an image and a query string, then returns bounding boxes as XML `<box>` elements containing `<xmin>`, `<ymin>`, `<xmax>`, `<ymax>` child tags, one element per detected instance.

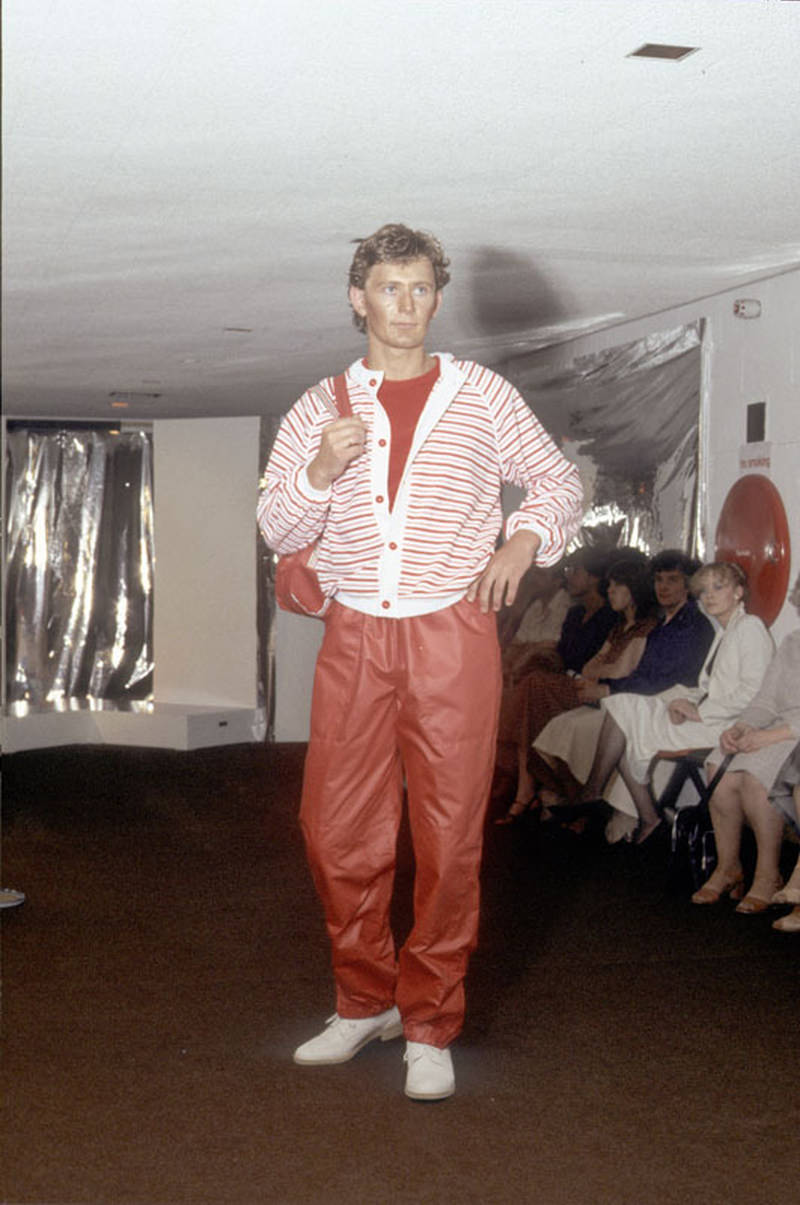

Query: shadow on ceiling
<box><xmin>469</xmin><ymin>246</ymin><xmax>569</xmax><ymax>337</ymax></box>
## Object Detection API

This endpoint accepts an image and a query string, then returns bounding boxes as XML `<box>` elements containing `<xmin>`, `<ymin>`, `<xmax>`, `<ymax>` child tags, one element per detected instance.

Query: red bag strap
<box><xmin>333</xmin><ymin>373</ymin><xmax>352</xmax><ymax>418</ymax></box>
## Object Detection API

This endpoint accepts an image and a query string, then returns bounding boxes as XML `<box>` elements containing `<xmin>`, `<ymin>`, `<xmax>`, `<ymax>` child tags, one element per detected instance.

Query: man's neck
<box><xmin>580</xmin><ymin>591</ymin><xmax>605</xmax><ymax>617</ymax></box>
<box><xmin>364</xmin><ymin>344</ymin><xmax>436</xmax><ymax>381</ymax></box>
<box><xmin>662</xmin><ymin>598</ymin><xmax>687</xmax><ymax>623</ymax></box>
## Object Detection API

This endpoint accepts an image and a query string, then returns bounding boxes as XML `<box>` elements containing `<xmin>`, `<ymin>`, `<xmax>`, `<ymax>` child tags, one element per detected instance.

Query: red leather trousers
<box><xmin>300</xmin><ymin>598</ymin><xmax>502</xmax><ymax>1048</ymax></box>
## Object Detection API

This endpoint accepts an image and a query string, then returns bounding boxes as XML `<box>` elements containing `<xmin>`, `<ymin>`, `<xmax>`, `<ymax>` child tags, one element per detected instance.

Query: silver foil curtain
<box><xmin>499</xmin><ymin>322</ymin><xmax>703</xmax><ymax>555</ymax></box>
<box><xmin>5</xmin><ymin>425</ymin><xmax>154</xmax><ymax>706</ymax></box>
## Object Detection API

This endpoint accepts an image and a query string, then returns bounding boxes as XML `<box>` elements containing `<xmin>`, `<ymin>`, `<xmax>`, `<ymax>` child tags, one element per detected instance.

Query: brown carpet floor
<box><xmin>1</xmin><ymin>743</ymin><xmax>797</xmax><ymax>1205</ymax></box>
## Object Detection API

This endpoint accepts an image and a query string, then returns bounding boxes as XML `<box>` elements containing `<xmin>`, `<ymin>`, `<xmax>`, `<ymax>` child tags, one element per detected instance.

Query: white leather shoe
<box><xmin>293</xmin><ymin>1006</ymin><xmax>402</xmax><ymax>1065</ymax></box>
<box><xmin>404</xmin><ymin>1041</ymin><xmax>455</xmax><ymax>1101</ymax></box>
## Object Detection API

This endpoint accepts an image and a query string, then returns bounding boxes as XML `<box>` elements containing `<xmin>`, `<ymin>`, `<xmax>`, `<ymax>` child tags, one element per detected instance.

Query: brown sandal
<box><xmin>691</xmin><ymin>875</ymin><xmax>745</xmax><ymax>906</ymax></box>
<box><xmin>495</xmin><ymin>795</ymin><xmax>538</xmax><ymax>825</ymax></box>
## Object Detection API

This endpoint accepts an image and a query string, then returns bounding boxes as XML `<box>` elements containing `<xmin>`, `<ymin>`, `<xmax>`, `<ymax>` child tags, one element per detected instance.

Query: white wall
<box><xmin>702</xmin><ymin>272</ymin><xmax>798</xmax><ymax>642</ymax></box>
<box><xmin>273</xmin><ymin>610</ymin><xmax>324</xmax><ymax>741</ymax></box>
<box><xmin>154</xmin><ymin>417</ymin><xmax>260</xmax><ymax>707</ymax></box>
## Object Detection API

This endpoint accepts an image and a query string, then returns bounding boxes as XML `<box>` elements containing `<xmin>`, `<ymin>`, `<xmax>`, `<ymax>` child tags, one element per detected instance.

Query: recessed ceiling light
<box><xmin>108</xmin><ymin>391</ymin><xmax>163</xmax><ymax>404</ymax></box>
<box><xmin>628</xmin><ymin>43</ymin><xmax>699</xmax><ymax>61</ymax></box>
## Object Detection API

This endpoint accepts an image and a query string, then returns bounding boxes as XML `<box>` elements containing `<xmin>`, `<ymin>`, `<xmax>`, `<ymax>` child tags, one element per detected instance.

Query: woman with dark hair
<box><xmin>531</xmin><ymin>559</ymin><xmax>657</xmax><ymax>811</ymax></box>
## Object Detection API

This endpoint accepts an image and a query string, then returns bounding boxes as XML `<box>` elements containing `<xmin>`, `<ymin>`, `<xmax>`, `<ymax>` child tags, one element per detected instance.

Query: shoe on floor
<box><xmin>404</xmin><ymin>1041</ymin><xmax>455</xmax><ymax>1101</ymax></box>
<box><xmin>772</xmin><ymin>884</ymin><xmax>800</xmax><ymax>906</ymax></box>
<box><xmin>604</xmin><ymin>810</ymin><xmax>637</xmax><ymax>845</ymax></box>
<box><xmin>772</xmin><ymin>906</ymin><xmax>800</xmax><ymax>933</ymax></box>
<box><xmin>691</xmin><ymin>874</ymin><xmax>745</xmax><ymax>905</ymax></box>
<box><xmin>293</xmin><ymin>1006</ymin><xmax>402</xmax><ymax>1065</ymax></box>
<box><xmin>0</xmin><ymin>888</ymin><xmax>25</xmax><ymax>909</ymax></box>
<box><xmin>735</xmin><ymin>880</ymin><xmax>782</xmax><ymax>914</ymax></box>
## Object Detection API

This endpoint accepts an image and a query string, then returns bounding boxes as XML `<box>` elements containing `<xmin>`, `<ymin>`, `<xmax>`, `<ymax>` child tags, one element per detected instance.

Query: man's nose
<box><xmin>397</xmin><ymin>287</ymin><xmax>415</xmax><ymax>313</ymax></box>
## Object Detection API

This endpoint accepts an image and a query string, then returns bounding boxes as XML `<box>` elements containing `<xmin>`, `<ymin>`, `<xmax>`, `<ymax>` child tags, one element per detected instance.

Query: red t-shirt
<box><xmin>377</xmin><ymin>361</ymin><xmax>440</xmax><ymax>509</ymax></box>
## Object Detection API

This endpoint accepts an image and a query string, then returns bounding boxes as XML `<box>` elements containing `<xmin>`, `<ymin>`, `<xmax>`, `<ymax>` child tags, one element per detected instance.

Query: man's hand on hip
<box><xmin>307</xmin><ymin>417</ymin><xmax>367</xmax><ymax>490</ymax></box>
<box><xmin>466</xmin><ymin>529</ymin><xmax>541</xmax><ymax>614</ymax></box>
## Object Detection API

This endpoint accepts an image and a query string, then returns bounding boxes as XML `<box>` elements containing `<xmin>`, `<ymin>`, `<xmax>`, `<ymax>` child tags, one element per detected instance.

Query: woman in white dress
<box><xmin>531</xmin><ymin>560</ymin><xmax>656</xmax><ymax>810</ymax></box>
<box><xmin>693</xmin><ymin>573</ymin><xmax>800</xmax><ymax>918</ymax></box>
<box><xmin>579</xmin><ymin>562</ymin><xmax>775</xmax><ymax>844</ymax></box>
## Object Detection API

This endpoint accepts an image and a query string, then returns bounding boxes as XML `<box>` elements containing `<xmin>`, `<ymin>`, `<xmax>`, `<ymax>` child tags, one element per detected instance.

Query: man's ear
<box><xmin>432</xmin><ymin>290</ymin><xmax>443</xmax><ymax>319</ymax></box>
<box><xmin>349</xmin><ymin>284</ymin><xmax>366</xmax><ymax>318</ymax></box>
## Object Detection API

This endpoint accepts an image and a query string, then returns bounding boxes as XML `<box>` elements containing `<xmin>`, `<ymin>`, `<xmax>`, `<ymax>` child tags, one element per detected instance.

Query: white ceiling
<box><xmin>3</xmin><ymin>0</ymin><xmax>799</xmax><ymax>422</ymax></box>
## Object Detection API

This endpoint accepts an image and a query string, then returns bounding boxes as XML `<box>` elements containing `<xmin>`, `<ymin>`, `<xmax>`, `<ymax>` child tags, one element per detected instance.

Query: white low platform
<box><xmin>2</xmin><ymin>702</ymin><xmax>266</xmax><ymax>754</ymax></box>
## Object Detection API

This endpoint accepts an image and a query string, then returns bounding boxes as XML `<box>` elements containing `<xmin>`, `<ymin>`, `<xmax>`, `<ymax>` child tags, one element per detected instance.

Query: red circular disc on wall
<box><xmin>714</xmin><ymin>474</ymin><xmax>791</xmax><ymax>626</ymax></box>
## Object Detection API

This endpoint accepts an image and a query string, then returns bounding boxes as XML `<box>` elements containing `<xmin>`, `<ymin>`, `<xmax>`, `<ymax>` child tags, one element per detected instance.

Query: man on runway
<box><xmin>258</xmin><ymin>223</ymin><xmax>582</xmax><ymax>1099</ymax></box>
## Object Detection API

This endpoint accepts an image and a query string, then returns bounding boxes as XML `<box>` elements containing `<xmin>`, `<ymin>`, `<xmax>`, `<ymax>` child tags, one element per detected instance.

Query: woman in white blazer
<box><xmin>579</xmin><ymin>562</ymin><xmax>775</xmax><ymax>844</ymax></box>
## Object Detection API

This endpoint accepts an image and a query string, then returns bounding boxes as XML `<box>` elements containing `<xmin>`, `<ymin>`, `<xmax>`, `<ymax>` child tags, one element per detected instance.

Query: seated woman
<box><xmin>494</xmin><ymin>546</ymin><xmax>617</xmax><ymax>822</ymax></box>
<box><xmin>530</xmin><ymin>558</ymin><xmax>657</xmax><ymax>811</ymax></box>
<box><xmin>692</xmin><ymin>573</ymin><xmax>800</xmax><ymax>914</ymax></box>
<box><xmin>578</xmin><ymin>561</ymin><xmax>775</xmax><ymax>844</ymax></box>
<box><xmin>498</xmin><ymin>563</ymin><xmax>571</xmax><ymax>683</ymax></box>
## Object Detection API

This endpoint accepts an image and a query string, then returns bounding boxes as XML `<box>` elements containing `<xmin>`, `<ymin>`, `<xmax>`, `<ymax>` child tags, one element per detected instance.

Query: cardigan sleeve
<box><xmin>257</xmin><ymin>386</ymin><xmax>336</xmax><ymax>554</ymax></box>
<box><xmin>487</xmin><ymin>375</ymin><xmax>583</xmax><ymax>565</ymax></box>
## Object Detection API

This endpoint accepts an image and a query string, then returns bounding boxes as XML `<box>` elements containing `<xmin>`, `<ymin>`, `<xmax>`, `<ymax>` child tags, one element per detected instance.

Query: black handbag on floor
<box><xmin>668</xmin><ymin>753</ymin><xmax>734</xmax><ymax>890</ymax></box>
<box><xmin>673</xmin><ymin>804</ymin><xmax>718</xmax><ymax>890</ymax></box>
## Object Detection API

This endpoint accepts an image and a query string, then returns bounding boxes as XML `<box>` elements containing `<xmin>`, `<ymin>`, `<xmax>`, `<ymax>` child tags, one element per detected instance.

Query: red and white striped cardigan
<box><xmin>258</xmin><ymin>353</ymin><xmax>583</xmax><ymax>618</ymax></box>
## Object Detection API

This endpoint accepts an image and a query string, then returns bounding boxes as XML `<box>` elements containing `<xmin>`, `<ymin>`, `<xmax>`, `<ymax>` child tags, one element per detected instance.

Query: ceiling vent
<box><xmin>628</xmin><ymin>43</ymin><xmax>699</xmax><ymax>61</ymax></box>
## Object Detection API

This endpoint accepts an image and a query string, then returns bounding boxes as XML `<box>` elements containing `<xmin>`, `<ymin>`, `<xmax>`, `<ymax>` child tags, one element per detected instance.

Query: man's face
<box><xmin>654</xmin><ymin>568</ymin><xmax>689</xmax><ymax>613</ymax></box>
<box><xmin>563</xmin><ymin>564</ymin><xmax>592</xmax><ymax>598</ymax></box>
<box><xmin>349</xmin><ymin>257</ymin><xmax>441</xmax><ymax>354</ymax></box>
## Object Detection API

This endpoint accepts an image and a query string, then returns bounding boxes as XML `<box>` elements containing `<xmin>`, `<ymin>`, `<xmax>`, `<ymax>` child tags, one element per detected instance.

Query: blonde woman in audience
<box><xmin>579</xmin><ymin>561</ymin><xmax>775</xmax><ymax>844</ymax></box>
